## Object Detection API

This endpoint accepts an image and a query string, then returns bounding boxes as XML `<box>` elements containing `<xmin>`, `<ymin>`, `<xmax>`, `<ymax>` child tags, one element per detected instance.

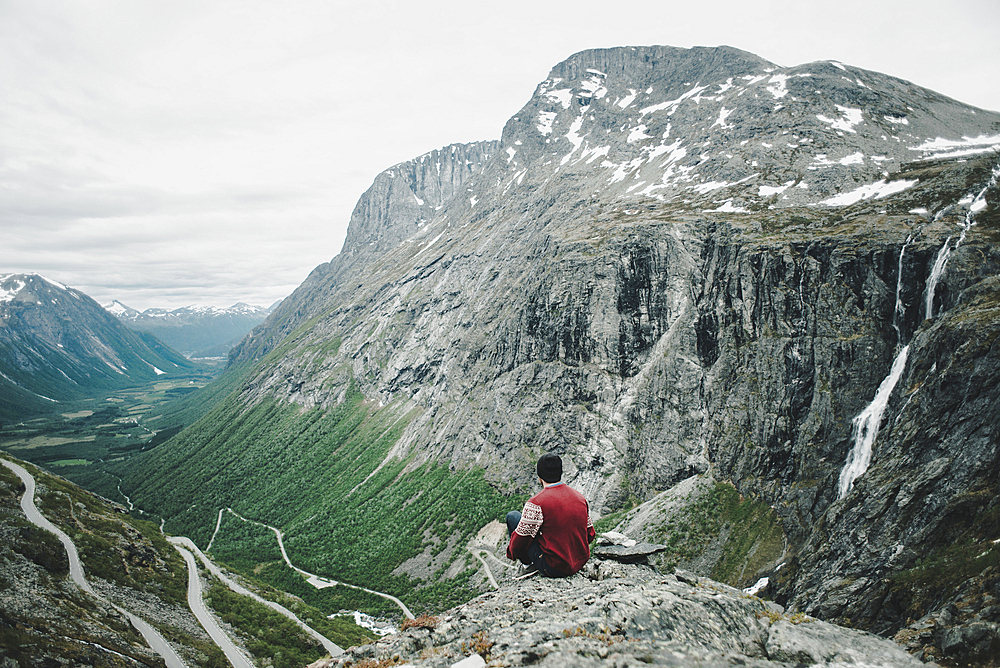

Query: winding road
<box><xmin>212</xmin><ymin>508</ymin><xmax>415</xmax><ymax>620</ymax></box>
<box><xmin>171</xmin><ymin>543</ymin><xmax>255</xmax><ymax>668</ymax></box>
<box><xmin>170</xmin><ymin>535</ymin><xmax>343</xmax><ymax>657</ymax></box>
<box><xmin>5</xmin><ymin>454</ymin><xmax>518</xmax><ymax>668</ymax></box>
<box><xmin>3</xmin><ymin>457</ymin><xmax>342</xmax><ymax>667</ymax></box>
<box><xmin>1</xmin><ymin>458</ymin><xmax>185</xmax><ymax>668</ymax></box>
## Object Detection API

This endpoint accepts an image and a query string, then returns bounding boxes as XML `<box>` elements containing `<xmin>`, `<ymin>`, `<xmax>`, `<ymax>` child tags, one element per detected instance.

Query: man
<box><xmin>506</xmin><ymin>453</ymin><xmax>596</xmax><ymax>577</ymax></box>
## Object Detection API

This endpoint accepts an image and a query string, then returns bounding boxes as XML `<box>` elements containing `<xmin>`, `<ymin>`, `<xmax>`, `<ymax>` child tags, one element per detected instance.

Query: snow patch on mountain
<box><xmin>820</xmin><ymin>178</ymin><xmax>918</xmax><ymax>206</ymax></box>
<box><xmin>910</xmin><ymin>133</ymin><xmax>1000</xmax><ymax>160</ymax></box>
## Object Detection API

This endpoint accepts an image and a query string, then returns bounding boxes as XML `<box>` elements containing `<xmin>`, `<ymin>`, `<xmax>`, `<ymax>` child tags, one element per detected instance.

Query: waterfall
<box><xmin>837</xmin><ymin>345</ymin><xmax>909</xmax><ymax>498</ymax></box>
<box><xmin>923</xmin><ymin>163</ymin><xmax>997</xmax><ymax>318</ymax></box>
<box><xmin>924</xmin><ymin>237</ymin><xmax>953</xmax><ymax>319</ymax></box>
<box><xmin>837</xmin><ymin>161</ymin><xmax>998</xmax><ymax>499</ymax></box>
<box><xmin>892</xmin><ymin>235</ymin><xmax>912</xmax><ymax>346</ymax></box>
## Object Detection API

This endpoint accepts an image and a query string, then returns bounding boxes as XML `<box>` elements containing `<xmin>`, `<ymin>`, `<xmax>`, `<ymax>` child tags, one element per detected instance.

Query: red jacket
<box><xmin>507</xmin><ymin>483</ymin><xmax>596</xmax><ymax>575</ymax></box>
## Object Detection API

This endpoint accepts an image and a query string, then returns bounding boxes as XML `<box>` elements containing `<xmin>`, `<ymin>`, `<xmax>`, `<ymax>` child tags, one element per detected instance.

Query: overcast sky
<box><xmin>3</xmin><ymin>0</ymin><xmax>998</xmax><ymax>310</ymax></box>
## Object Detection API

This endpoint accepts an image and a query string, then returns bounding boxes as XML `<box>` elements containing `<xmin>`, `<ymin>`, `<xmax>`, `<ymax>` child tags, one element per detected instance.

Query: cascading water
<box><xmin>837</xmin><ymin>162</ymin><xmax>999</xmax><ymax>499</ymax></box>
<box><xmin>837</xmin><ymin>344</ymin><xmax>910</xmax><ymax>498</ymax></box>
<box><xmin>924</xmin><ymin>237</ymin><xmax>953</xmax><ymax>320</ymax></box>
<box><xmin>892</xmin><ymin>235</ymin><xmax>912</xmax><ymax>347</ymax></box>
<box><xmin>925</xmin><ymin>163</ymin><xmax>999</xmax><ymax>317</ymax></box>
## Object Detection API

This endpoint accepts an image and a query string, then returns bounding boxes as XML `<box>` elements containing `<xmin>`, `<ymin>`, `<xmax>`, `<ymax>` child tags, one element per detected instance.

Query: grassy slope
<box><xmin>119</xmin><ymin>380</ymin><xmax>521</xmax><ymax>616</ymax></box>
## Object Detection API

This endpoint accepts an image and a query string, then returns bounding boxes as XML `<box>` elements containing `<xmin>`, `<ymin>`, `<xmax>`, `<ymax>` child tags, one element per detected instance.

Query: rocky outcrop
<box><xmin>229</xmin><ymin>139</ymin><xmax>498</xmax><ymax>367</ymax></box>
<box><xmin>320</xmin><ymin>562</ymin><xmax>927</xmax><ymax>667</ymax></box>
<box><xmin>342</xmin><ymin>141</ymin><xmax>501</xmax><ymax>257</ymax></box>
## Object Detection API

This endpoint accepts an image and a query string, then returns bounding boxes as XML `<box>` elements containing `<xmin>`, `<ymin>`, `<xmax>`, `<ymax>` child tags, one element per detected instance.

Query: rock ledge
<box><xmin>319</xmin><ymin>562</ymin><xmax>927</xmax><ymax>667</ymax></box>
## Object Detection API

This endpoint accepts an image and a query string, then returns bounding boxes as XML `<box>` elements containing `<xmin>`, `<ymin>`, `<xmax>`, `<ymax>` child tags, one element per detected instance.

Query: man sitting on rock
<box><xmin>506</xmin><ymin>453</ymin><xmax>596</xmax><ymax>577</ymax></box>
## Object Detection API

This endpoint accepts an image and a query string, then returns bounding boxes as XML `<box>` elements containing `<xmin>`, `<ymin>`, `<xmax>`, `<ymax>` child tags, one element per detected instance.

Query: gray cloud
<box><xmin>2</xmin><ymin>0</ymin><xmax>997</xmax><ymax>310</ymax></box>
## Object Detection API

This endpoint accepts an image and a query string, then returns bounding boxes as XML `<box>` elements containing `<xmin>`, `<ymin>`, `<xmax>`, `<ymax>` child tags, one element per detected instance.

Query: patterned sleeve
<box><xmin>515</xmin><ymin>501</ymin><xmax>544</xmax><ymax>538</ymax></box>
<box><xmin>586</xmin><ymin>503</ymin><xmax>596</xmax><ymax>542</ymax></box>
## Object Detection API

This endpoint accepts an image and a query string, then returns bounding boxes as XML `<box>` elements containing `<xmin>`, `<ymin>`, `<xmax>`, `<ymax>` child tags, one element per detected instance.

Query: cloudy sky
<box><xmin>3</xmin><ymin>0</ymin><xmax>998</xmax><ymax>310</ymax></box>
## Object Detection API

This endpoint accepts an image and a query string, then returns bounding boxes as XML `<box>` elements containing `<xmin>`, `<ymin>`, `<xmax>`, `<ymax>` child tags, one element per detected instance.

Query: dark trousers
<box><xmin>506</xmin><ymin>511</ymin><xmax>565</xmax><ymax>577</ymax></box>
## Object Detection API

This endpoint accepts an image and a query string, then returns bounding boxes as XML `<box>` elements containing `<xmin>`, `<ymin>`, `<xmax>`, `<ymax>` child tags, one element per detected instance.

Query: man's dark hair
<box><xmin>537</xmin><ymin>453</ymin><xmax>562</xmax><ymax>483</ymax></box>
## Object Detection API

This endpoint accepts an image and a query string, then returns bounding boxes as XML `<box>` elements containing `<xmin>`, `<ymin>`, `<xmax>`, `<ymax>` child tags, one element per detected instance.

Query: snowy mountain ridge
<box><xmin>105</xmin><ymin>299</ymin><xmax>276</xmax><ymax>358</ymax></box>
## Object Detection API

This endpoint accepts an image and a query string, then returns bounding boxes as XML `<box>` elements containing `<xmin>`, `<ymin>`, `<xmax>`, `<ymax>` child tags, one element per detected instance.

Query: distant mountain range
<box><xmin>105</xmin><ymin>300</ymin><xmax>277</xmax><ymax>358</ymax></box>
<box><xmin>0</xmin><ymin>273</ymin><xmax>196</xmax><ymax>420</ymax></box>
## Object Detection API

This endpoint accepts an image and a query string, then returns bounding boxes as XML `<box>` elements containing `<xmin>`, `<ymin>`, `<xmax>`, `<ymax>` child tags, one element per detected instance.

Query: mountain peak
<box><xmin>1</xmin><ymin>273</ymin><xmax>72</xmax><ymax>303</ymax></box>
<box><xmin>490</xmin><ymin>45</ymin><xmax>1000</xmax><ymax>216</ymax></box>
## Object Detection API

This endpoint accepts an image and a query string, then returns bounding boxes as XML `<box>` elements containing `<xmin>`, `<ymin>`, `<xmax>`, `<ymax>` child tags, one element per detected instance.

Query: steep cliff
<box><xmin>124</xmin><ymin>45</ymin><xmax>1000</xmax><ymax>655</ymax></box>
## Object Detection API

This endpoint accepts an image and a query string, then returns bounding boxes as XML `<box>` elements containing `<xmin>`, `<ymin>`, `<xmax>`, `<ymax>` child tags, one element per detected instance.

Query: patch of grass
<box><xmin>891</xmin><ymin>540</ymin><xmax>1000</xmax><ymax>592</ymax></box>
<box><xmin>593</xmin><ymin>507</ymin><xmax>630</xmax><ymax>535</ymax></box>
<box><xmin>650</xmin><ymin>482</ymin><xmax>784</xmax><ymax>588</ymax></box>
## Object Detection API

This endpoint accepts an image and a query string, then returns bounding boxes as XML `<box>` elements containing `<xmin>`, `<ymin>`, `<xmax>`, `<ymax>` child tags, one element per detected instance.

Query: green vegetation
<box><xmin>651</xmin><ymin>482</ymin><xmax>785</xmax><ymax>588</ymax></box>
<box><xmin>593</xmin><ymin>507</ymin><xmax>631</xmax><ymax>534</ymax></box>
<box><xmin>885</xmin><ymin>483</ymin><xmax>1000</xmax><ymax>623</ymax></box>
<box><xmin>0</xmin><ymin>366</ymin><xmax>225</xmax><ymax>501</ymax></box>
<box><xmin>26</xmin><ymin>458</ymin><xmax>189</xmax><ymax>606</ymax></box>
<box><xmin>118</xmin><ymin>379</ymin><xmax>521</xmax><ymax>617</ymax></box>
<box><xmin>0</xmin><ymin>455</ymin><xmax>232</xmax><ymax>666</ymax></box>
<box><xmin>141</xmin><ymin>359</ymin><xmax>256</xmax><ymax>432</ymax></box>
<box><xmin>891</xmin><ymin>539</ymin><xmax>1000</xmax><ymax>593</ymax></box>
<box><xmin>204</xmin><ymin>582</ymin><xmax>327</xmax><ymax>668</ymax></box>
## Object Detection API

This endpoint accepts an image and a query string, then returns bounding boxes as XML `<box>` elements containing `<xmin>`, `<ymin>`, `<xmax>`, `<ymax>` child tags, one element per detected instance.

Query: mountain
<box><xmin>0</xmin><ymin>274</ymin><xmax>196</xmax><ymax>420</ymax></box>
<box><xmin>119</xmin><ymin>45</ymin><xmax>1000</xmax><ymax>662</ymax></box>
<box><xmin>106</xmin><ymin>300</ymin><xmax>276</xmax><ymax>358</ymax></box>
<box><xmin>2</xmin><ymin>452</ymin><xmax>926</xmax><ymax>668</ymax></box>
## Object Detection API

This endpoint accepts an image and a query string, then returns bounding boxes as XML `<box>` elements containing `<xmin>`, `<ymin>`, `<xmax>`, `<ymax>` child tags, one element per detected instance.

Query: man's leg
<box><xmin>525</xmin><ymin>539</ymin><xmax>565</xmax><ymax>577</ymax></box>
<box><xmin>506</xmin><ymin>511</ymin><xmax>521</xmax><ymax>537</ymax></box>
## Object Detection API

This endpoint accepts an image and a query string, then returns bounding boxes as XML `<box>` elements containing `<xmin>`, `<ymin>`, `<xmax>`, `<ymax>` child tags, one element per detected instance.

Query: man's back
<box><xmin>507</xmin><ymin>482</ymin><xmax>594</xmax><ymax>575</ymax></box>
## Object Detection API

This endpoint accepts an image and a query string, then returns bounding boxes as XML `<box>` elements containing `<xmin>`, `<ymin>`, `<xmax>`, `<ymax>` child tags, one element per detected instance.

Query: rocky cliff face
<box><xmin>169</xmin><ymin>45</ymin><xmax>999</xmax><ymax>656</ymax></box>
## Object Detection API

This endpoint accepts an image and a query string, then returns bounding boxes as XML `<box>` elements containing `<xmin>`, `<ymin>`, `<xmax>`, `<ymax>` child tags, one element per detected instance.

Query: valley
<box><xmin>3</xmin><ymin>43</ymin><xmax>1000</xmax><ymax>666</ymax></box>
<box><xmin>0</xmin><ymin>363</ymin><xmax>223</xmax><ymax>495</ymax></box>
<box><xmin>0</xmin><ymin>452</ymin><xmax>376</xmax><ymax>667</ymax></box>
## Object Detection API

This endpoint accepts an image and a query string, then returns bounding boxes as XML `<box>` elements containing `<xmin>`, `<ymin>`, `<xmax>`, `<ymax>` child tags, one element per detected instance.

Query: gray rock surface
<box><xmin>591</xmin><ymin>541</ymin><xmax>667</xmax><ymax>563</ymax></box>
<box><xmin>320</xmin><ymin>562</ymin><xmax>928</xmax><ymax>667</ymax></box>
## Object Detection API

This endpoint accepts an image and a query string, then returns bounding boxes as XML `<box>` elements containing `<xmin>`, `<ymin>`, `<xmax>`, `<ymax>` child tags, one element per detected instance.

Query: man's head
<box><xmin>537</xmin><ymin>453</ymin><xmax>562</xmax><ymax>483</ymax></box>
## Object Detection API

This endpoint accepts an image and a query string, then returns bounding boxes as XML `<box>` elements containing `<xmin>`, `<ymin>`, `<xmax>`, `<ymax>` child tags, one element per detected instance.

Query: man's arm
<box><xmin>507</xmin><ymin>501</ymin><xmax>543</xmax><ymax>562</ymax></box>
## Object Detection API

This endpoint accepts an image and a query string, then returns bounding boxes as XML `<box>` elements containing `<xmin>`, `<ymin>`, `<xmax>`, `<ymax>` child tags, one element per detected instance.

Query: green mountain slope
<box><xmin>120</xmin><ymin>379</ymin><xmax>523</xmax><ymax>614</ymax></box>
<box><xmin>0</xmin><ymin>273</ymin><xmax>197</xmax><ymax>421</ymax></box>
